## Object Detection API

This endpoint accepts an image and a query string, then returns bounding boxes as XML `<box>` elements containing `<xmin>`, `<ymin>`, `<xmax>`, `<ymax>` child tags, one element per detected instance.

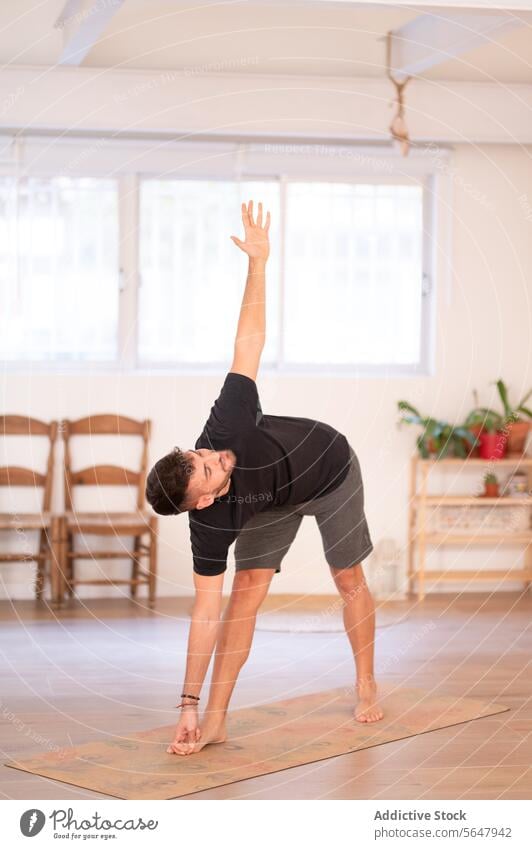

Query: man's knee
<box><xmin>330</xmin><ymin>562</ymin><xmax>367</xmax><ymax>597</ymax></box>
<box><xmin>230</xmin><ymin>568</ymin><xmax>275</xmax><ymax>608</ymax></box>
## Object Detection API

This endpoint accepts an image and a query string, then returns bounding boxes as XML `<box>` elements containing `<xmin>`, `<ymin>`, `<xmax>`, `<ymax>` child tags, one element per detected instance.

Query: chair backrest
<box><xmin>62</xmin><ymin>415</ymin><xmax>151</xmax><ymax>512</ymax></box>
<box><xmin>0</xmin><ymin>416</ymin><xmax>58</xmax><ymax>512</ymax></box>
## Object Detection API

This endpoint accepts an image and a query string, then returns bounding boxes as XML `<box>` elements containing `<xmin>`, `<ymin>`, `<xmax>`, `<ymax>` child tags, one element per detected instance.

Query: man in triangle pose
<box><xmin>147</xmin><ymin>200</ymin><xmax>383</xmax><ymax>755</ymax></box>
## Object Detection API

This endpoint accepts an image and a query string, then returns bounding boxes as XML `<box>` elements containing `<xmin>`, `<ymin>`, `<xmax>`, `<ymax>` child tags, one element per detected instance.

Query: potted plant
<box><xmin>461</xmin><ymin>390</ymin><xmax>484</xmax><ymax>457</ymax></box>
<box><xmin>464</xmin><ymin>405</ymin><xmax>507</xmax><ymax>460</ymax></box>
<box><xmin>494</xmin><ymin>379</ymin><xmax>532</xmax><ymax>456</ymax></box>
<box><xmin>483</xmin><ymin>472</ymin><xmax>499</xmax><ymax>498</ymax></box>
<box><xmin>397</xmin><ymin>401</ymin><xmax>476</xmax><ymax>459</ymax></box>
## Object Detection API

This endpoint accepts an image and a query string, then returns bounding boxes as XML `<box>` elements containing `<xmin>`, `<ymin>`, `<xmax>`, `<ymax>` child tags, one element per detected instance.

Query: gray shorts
<box><xmin>234</xmin><ymin>444</ymin><xmax>373</xmax><ymax>573</ymax></box>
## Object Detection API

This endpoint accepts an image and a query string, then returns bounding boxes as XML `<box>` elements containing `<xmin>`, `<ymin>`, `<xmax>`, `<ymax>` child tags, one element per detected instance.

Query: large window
<box><xmin>0</xmin><ymin>142</ymin><xmax>435</xmax><ymax>374</ymax></box>
<box><xmin>0</xmin><ymin>176</ymin><xmax>119</xmax><ymax>362</ymax></box>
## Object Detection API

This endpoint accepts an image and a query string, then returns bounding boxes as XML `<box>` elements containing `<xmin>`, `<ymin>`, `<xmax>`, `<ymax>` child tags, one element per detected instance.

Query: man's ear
<box><xmin>195</xmin><ymin>493</ymin><xmax>215</xmax><ymax>510</ymax></box>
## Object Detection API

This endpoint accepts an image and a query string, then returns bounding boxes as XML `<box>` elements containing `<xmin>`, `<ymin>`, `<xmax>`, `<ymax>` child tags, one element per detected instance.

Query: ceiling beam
<box><xmin>1</xmin><ymin>66</ymin><xmax>531</xmax><ymax>144</ymax></box>
<box><xmin>388</xmin><ymin>10</ymin><xmax>525</xmax><ymax>79</ymax></box>
<box><xmin>54</xmin><ymin>0</ymin><xmax>126</xmax><ymax>66</ymax></box>
<box><xmin>213</xmin><ymin>0</ymin><xmax>532</xmax><ymax>9</ymax></box>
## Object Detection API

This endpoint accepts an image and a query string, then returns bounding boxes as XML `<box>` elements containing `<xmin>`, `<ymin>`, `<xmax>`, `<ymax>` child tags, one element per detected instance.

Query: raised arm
<box><xmin>230</xmin><ymin>200</ymin><xmax>270</xmax><ymax>382</ymax></box>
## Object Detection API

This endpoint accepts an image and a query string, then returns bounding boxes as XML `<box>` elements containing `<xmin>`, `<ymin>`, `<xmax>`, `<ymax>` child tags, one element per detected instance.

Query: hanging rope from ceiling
<box><xmin>386</xmin><ymin>31</ymin><xmax>412</xmax><ymax>157</ymax></box>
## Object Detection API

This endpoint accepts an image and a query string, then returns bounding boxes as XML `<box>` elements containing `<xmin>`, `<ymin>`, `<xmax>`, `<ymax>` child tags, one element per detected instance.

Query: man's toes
<box><xmin>367</xmin><ymin>709</ymin><xmax>383</xmax><ymax>722</ymax></box>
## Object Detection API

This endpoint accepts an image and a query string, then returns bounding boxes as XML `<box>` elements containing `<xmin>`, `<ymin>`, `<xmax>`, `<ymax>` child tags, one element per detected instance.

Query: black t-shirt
<box><xmin>189</xmin><ymin>372</ymin><xmax>350</xmax><ymax>576</ymax></box>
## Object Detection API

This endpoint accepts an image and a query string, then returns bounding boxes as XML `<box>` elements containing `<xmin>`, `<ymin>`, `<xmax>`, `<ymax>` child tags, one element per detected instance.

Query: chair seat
<box><xmin>65</xmin><ymin>510</ymin><xmax>154</xmax><ymax>535</ymax></box>
<box><xmin>0</xmin><ymin>512</ymin><xmax>52</xmax><ymax>530</ymax></box>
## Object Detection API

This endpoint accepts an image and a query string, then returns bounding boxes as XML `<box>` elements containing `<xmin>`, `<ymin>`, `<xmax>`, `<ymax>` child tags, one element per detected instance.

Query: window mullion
<box><xmin>420</xmin><ymin>173</ymin><xmax>437</xmax><ymax>375</ymax></box>
<box><xmin>278</xmin><ymin>175</ymin><xmax>288</xmax><ymax>368</ymax></box>
<box><xmin>117</xmin><ymin>173</ymin><xmax>140</xmax><ymax>369</ymax></box>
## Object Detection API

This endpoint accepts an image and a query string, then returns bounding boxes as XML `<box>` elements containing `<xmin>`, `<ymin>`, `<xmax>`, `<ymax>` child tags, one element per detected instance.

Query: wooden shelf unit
<box><xmin>407</xmin><ymin>455</ymin><xmax>532</xmax><ymax>600</ymax></box>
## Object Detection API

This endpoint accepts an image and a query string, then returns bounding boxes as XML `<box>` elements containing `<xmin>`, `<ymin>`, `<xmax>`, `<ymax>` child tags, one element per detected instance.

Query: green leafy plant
<box><xmin>466</xmin><ymin>381</ymin><xmax>532</xmax><ymax>432</ymax></box>
<box><xmin>494</xmin><ymin>379</ymin><xmax>532</xmax><ymax>424</ymax></box>
<box><xmin>397</xmin><ymin>401</ymin><xmax>477</xmax><ymax>459</ymax></box>
<box><xmin>464</xmin><ymin>407</ymin><xmax>503</xmax><ymax>434</ymax></box>
<box><xmin>484</xmin><ymin>472</ymin><xmax>498</xmax><ymax>486</ymax></box>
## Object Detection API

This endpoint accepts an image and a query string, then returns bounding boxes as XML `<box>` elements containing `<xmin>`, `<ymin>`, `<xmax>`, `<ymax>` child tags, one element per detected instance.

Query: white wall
<box><xmin>1</xmin><ymin>143</ymin><xmax>532</xmax><ymax>600</ymax></box>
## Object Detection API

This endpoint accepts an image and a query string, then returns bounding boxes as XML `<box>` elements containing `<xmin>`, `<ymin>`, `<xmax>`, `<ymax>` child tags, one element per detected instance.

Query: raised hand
<box><xmin>231</xmin><ymin>200</ymin><xmax>270</xmax><ymax>261</ymax></box>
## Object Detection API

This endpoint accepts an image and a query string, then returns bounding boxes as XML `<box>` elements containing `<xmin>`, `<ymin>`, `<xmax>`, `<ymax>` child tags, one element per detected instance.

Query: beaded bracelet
<box><xmin>180</xmin><ymin>692</ymin><xmax>200</xmax><ymax>701</ymax></box>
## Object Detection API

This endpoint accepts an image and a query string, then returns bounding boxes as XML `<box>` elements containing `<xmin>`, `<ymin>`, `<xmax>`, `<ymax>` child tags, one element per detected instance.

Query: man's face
<box><xmin>185</xmin><ymin>448</ymin><xmax>237</xmax><ymax>509</ymax></box>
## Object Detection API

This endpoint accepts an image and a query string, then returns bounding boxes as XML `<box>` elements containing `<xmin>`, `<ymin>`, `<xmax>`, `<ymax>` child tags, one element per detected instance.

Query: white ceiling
<box><xmin>0</xmin><ymin>0</ymin><xmax>531</xmax><ymax>83</ymax></box>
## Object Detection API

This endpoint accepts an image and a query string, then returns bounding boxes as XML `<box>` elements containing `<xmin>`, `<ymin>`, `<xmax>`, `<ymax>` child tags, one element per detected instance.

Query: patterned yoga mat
<box><xmin>5</xmin><ymin>686</ymin><xmax>509</xmax><ymax>799</ymax></box>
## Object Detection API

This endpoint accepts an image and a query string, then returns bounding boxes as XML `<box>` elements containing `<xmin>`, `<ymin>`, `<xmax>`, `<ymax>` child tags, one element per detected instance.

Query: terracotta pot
<box><xmin>463</xmin><ymin>424</ymin><xmax>483</xmax><ymax>458</ymax></box>
<box><xmin>478</xmin><ymin>430</ymin><xmax>507</xmax><ymax>460</ymax></box>
<box><xmin>426</xmin><ymin>437</ymin><xmax>440</xmax><ymax>456</ymax></box>
<box><xmin>506</xmin><ymin>420</ymin><xmax>530</xmax><ymax>456</ymax></box>
<box><xmin>484</xmin><ymin>483</ymin><xmax>499</xmax><ymax>497</ymax></box>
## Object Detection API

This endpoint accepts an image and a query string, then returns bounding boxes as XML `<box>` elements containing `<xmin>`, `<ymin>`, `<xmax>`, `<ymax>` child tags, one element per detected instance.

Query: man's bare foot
<box><xmin>167</xmin><ymin>718</ymin><xmax>227</xmax><ymax>756</ymax></box>
<box><xmin>354</xmin><ymin>679</ymin><xmax>384</xmax><ymax>723</ymax></box>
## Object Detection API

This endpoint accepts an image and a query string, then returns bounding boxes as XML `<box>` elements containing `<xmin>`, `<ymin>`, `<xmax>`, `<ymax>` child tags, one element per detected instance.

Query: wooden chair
<box><xmin>61</xmin><ymin>415</ymin><xmax>157</xmax><ymax>606</ymax></box>
<box><xmin>0</xmin><ymin>416</ymin><xmax>62</xmax><ymax>603</ymax></box>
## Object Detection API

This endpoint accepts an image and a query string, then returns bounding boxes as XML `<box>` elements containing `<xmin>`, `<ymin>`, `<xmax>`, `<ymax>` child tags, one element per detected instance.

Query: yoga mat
<box><xmin>5</xmin><ymin>687</ymin><xmax>509</xmax><ymax>799</ymax></box>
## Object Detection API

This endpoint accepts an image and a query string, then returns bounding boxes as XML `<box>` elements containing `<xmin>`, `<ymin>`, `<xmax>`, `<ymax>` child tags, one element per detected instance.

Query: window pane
<box><xmin>284</xmin><ymin>182</ymin><xmax>424</xmax><ymax>366</ymax></box>
<box><xmin>0</xmin><ymin>177</ymin><xmax>119</xmax><ymax>362</ymax></box>
<box><xmin>138</xmin><ymin>179</ymin><xmax>280</xmax><ymax>365</ymax></box>
<box><xmin>0</xmin><ymin>177</ymin><xmax>118</xmax><ymax>361</ymax></box>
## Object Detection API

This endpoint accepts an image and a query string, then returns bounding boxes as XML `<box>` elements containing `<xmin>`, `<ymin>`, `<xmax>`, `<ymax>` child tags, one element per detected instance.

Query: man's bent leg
<box><xmin>178</xmin><ymin>567</ymin><xmax>276</xmax><ymax>754</ymax></box>
<box><xmin>330</xmin><ymin>562</ymin><xmax>384</xmax><ymax>723</ymax></box>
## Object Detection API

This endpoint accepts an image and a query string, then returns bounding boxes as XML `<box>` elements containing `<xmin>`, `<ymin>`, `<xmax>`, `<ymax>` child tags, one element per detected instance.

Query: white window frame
<box><xmin>0</xmin><ymin>135</ymin><xmax>443</xmax><ymax>377</ymax></box>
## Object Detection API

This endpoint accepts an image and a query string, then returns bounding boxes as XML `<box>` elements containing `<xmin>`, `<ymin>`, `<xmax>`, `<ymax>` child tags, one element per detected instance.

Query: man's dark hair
<box><xmin>145</xmin><ymin>447</ymin><xmax>194</xmax><ymax>515</ymax></box>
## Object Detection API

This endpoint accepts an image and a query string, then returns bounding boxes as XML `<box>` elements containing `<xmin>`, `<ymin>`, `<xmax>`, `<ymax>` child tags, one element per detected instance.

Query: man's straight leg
<box><xmin>174</xmin><ymin>567</ymin><xmax>276</xmax><ymax>754</ymax></box>
<box><xmin>330</xmin><ymin>563</ymin><xmax>384</xmax><ymax>723</ymax></box>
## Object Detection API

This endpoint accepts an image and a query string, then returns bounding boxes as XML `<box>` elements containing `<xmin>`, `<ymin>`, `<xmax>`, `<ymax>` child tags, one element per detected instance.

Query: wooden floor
<box><xmin>1</xmin><ymin>590</ymin><xmax>531</xmax><ymax>800</ymax></box>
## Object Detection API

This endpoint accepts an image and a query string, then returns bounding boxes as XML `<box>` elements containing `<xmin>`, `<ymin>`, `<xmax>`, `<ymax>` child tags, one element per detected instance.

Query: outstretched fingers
<box><xmin>239</xmin><ymin>199</ymin><xmax>270</xmax><ymax>237</ymax></box>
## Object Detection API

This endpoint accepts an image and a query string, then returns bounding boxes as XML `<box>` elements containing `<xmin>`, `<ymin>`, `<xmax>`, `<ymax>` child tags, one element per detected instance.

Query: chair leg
<box><xmin>49</xmin><ymin>517</ymin><xmax>64</xmax><ymax>608</ymax></box>
<box><xmin>35</xmin><ymin>529</ymin><xmax>47</xmax><ymax>600</ymax></box>
<box><xmin>148</xmin><ymin>517</ymin><xmax>158</xmax><ymax>607</ymax></box>
<box><xmin>66</xmin><ymin>531</ymin><xmax>74</xmax><ymax>598</ymax></box>
<box><xmin>130</xmin><ymin>535</ymin><xmax>140</xmax><ymax>599</ymax></box>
